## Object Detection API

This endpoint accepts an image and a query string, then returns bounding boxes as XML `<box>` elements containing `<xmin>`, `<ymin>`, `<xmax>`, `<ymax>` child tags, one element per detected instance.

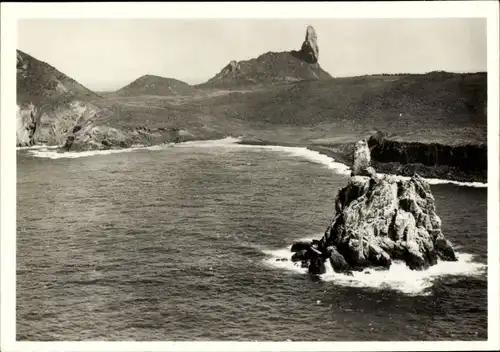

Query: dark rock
<box><xmin>367</xmin><ymin>131</ymin><xmax>487</xmax><ymax>175</ymax></box>
<box><xmin>63</xmin><ymin>135</ymin><xmax>75</xmax><ymax>151</ymax></box>
<box><xmin>435</xmin><ymin>237</ymin><xmax>458</xmax><ymax>261</ymax></box>
<box><xmin>291</xmin><ymin>241</ymin><xmax>312</xmax><ymax>252</ymax></box>
<box><xmin>291</xmin><ymin>249</ymin><xmax>309</xmax><ymax>262</ymax></box>
<box><xmin>308</xmin><ymin>257</ymin><xmax>326</xmax><ymax>275</ymax></box>
<box><xmin>326</xmin><ymin>246</ymin><xmax>351</xmax><ymax>273</ymax></box>
<box><xmin>368</xmin><ymin>243</ymin><xmax>392</xmax><ymax>268</ymax></box>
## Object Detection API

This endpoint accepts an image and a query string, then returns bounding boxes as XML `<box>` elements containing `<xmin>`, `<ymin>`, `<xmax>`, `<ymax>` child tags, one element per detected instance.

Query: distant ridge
<box><xmin>113</xmin><ymin>74</ymin><xmax>196</xmax><ymax>97</ymax></box>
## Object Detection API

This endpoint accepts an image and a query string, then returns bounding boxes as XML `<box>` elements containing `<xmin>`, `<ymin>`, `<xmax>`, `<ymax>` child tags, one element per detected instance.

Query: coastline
<box><xmin>17</xmin><ymin>136</ymin><xmax>488</xmax><ymax>186</ymax></box>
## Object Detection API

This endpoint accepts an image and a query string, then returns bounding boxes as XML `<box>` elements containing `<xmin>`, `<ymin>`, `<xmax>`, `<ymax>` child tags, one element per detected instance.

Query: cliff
<box><xmin>16</xmin><ymin>50</ymin><xmax>100</xmax><ymax>147</ymax></box>
<box><xmin>16</xmin><ymin>50</ymin><xmax>189</xmax><ymax>151</ymax></box>
<box><xmin>367</xmin><ymin>131</ymin><xmax>487</xmax><ymax>182</ymax></box>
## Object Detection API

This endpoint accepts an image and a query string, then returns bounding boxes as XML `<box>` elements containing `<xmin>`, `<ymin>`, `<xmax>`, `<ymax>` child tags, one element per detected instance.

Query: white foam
<box><xmin>22</xmin><ymin>138</ymin><xmax>236</xmax><ymax>159</ymax></box>
<box><xmin>16</xmin><ymin>144</ymin><xmax>59</xmax><ymax>151</ymax></box>
<box><xmin>263</xmin><ymin>242</ymin><xmax>486</xmax><ymax>296</ymax></box>
<box><xmin>22</xmin><ymin>136</ymin><xmax>488</xmax><ymax>188</ymax></box>
<box><xmin>176</xmin><ymin>137</ymin><xmax>486</xmax><ymax>188</ymax></box>
<box><xmin>176</xmin><ymin>137</ymin><xmax>352</xmax><ymax>175</ymax></box>
<box><xmin>26</xmin><ymin>145</ymin><xmax>148</xmax><ymax>159</ymax></box>
<box><xmin>382</xmin><ymin>173</ymin><xmax>487</xmax><ymax>189</ymax></box>
<box><xmin>176</xmin><ymin>136</ymin><xmax>243</xmax><ymax>147</ymax></box>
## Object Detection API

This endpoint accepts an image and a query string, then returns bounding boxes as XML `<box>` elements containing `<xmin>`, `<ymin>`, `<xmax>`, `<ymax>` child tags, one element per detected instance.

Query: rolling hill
<box><xmin>112</xmin><ymin>74</ymin><xmax>196</xmax><ymax>97</ymax></box>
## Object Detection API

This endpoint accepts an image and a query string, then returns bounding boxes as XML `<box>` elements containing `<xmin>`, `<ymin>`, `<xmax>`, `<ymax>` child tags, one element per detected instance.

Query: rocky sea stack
<box><xmin>291</xmin><ymin>140</ymin><xmax>458</xmax><ymax>275</ymax></box>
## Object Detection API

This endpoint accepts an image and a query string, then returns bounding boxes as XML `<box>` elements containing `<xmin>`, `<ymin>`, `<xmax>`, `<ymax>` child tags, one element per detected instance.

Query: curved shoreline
<box><xmin>18</xmin><ymin>137</ymin><xmax>488</xmax><ymax>188</ymax></box>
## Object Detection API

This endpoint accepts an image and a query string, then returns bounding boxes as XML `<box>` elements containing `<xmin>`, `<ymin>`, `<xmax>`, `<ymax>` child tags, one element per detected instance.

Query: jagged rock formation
<box><xmin>198</xmin><ymin>26</ymin><xmax>331</xmax><ymax>88</ymax></box>
<box><xmin>113</xmin><ymin>74</ymin><xmax>196</xmax><ymax>97</ymax></box>
<box><xmin>290</xmin><ymin>141</ymin><xmax>458</xmax><ymax>275</ymax></box>
<box><xmin>217</xmin><ymin>61</ymin><xmax>241</xmax><ymax>78</ymax></box>
<box><xmin>299</xmin><ymin>25</ymin><xmax>319</xmax><ymax>64</ymax></box>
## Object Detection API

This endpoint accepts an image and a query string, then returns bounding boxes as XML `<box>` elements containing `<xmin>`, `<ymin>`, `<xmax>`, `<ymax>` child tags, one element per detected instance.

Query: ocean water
<box><xmin>16</xmin><ymin>140</ymin><xmax>487</xmax><ymax>341</ymax></box>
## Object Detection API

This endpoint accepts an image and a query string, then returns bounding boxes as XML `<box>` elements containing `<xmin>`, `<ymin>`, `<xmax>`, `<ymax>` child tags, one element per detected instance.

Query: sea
<box><xmin>16</xmin><ymin>138</ymin><xmax>488</xmax><ymax>341</ymax></box>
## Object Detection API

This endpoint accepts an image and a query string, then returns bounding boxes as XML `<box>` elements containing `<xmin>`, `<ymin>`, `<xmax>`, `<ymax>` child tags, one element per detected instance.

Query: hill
<box><xmin>113</xmin><ymin>74</ymin><xmax>196</xmax><ymax>97</ymax></box>
<box><xmin>197</xmin><ymin>25</ymin><xmax>331</xmax><ymax>89</ymax></box>
<box><xmin>16</xmin><ymin>50</ymin><xmax>99</xmax><ymax>105</ymax></box>
<box><xmin>197</xmin><ymin>51</ymin><xmax>332</xmax><ymax>89</ymax></box>
<box><xmin>201</xmin><ymin>71</ymin><xmax>487</xmax><ymax>141</ymax></box>
<box><xmin>16</xmin><ymin>50</ymin><xmax>100</xmax><ymax>147</ymax></box>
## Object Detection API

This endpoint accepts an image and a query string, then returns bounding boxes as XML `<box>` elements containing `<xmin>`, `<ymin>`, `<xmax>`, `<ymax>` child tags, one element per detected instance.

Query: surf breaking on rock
<box><xmin>264</xmin><ymin>139</ymin><xmax>487</xmax><ymax>294</ymax></box>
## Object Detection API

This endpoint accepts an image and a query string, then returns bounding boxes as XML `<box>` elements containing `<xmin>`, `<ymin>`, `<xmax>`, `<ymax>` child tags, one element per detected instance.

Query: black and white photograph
<box><xmin>1</xmin><ymin>2</ymin><xmax>499</xmax><ymax>351</ymax></box>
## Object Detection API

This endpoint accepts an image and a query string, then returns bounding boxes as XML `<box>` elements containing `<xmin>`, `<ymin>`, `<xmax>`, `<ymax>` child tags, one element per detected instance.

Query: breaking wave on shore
<box><xmin>23</xmin><ymin>136</ymin><xmax>487</xmax><ymax>188</ymax></box>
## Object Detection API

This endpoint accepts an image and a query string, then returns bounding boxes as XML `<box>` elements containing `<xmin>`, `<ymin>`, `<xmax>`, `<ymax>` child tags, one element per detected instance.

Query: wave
<box><xmin>381</xmin><ymin>173</ymin><xmax>487</xmax><ymax>189</ymax></box>
<box><xmin>22</xmin><ymin>136</ymin><xmax>487</xmax><ymax>188</ymax></box>
<box><xmin>176</xmin><ymin>137</ymin><xmax>352</xmax><ymax>175</ymax></box>
<box><xmin>176</xmin><ymin>137</ymin><xmax>487</xmax><ymax>188</ymax></box>
<box><xmin>25</xmin><ymin>145</ymin><xmax>149</xmax><ymax>159</ymax></box>
<box><xmin>16</xmin><ymin>144</ymin><xmax>59</xmax><ymax>151</ymax></box>
<box><xmin>262</xmin><ymin>240</ymin><xmax>486</xmax><ymax>296</ymax></box>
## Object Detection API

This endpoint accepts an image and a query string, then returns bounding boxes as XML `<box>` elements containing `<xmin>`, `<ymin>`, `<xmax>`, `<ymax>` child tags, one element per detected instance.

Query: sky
<box><xmin>18</xmin><ymin>18</ymin><xmax>487</xmax><ymax>91</ymax></box>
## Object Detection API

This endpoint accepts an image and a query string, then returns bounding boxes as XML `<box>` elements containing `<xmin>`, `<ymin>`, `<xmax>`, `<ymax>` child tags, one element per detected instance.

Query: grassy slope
<box><xmin>88</xmin><ymin>71</ymin><xmax>486</xmax><ymax>161</ymax></box>
<box><xmin>203</xmin><ymin>72</ymin><xmax>486</xmax><ymax>143</ymax></box>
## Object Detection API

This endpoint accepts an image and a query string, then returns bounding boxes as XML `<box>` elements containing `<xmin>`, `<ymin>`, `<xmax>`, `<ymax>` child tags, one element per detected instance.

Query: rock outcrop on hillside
<box><xmin>299</xmin><ymin>25</ymin><xmax>319</xmax><ymax>64</ymax></box>
<box><xmin>16</xmin><ymin>50</ymin><xmax>100</xmax><ymax>147</ymax></box>
<box><xmin>290</xmin><ymin>141</ymin><xmax>457</xmax><ymax>275</ymax></box>
<box><xmin>199</xmin><ymin>25</ymin><xmax>331</xmax><ymax>88</ymax></box>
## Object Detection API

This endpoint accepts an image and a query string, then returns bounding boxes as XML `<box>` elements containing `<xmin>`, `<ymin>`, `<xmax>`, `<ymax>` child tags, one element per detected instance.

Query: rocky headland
<box><xmin>289</xmin><ymin>139</ymin><xmax>458</xmax><ymax>275</ymax></box>
<box><xmin>366</xmin><ymin>131</ymin><xmax>487</xmax><ymax>183</ymax></box>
